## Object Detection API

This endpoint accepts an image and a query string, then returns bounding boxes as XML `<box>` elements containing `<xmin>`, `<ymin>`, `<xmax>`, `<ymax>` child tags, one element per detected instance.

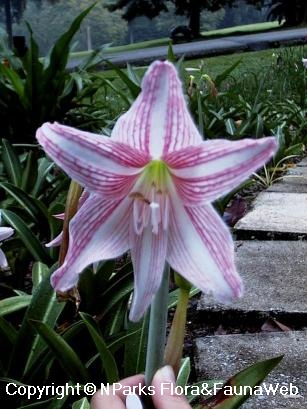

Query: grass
<box><xmin>183</xmin><ymin>48</ymin><xmax>280</xmax><ymax>77</ymax></box>
<box><xmin>70</xmin><ymin>21</ymin><xmax>281</xmax><ymax>60</ymax></box>
<box><xmin>102</xmin><ymin>45</ymin><xmax>304</xmax><ymax>80</ymax></box>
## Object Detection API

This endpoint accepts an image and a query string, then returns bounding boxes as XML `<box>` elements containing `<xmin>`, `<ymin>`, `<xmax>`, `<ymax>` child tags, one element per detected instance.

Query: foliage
<box><xmin>0</xmin><ymin>4</ymin><xmax>103</xmax><ymax>143</ymax></box>
<box><xmin>108</xmin><ymin>0</ymin><xmax>266</xmax><ymax>37</ymax></box>
<box><xmin>12</xmin><ymin>0</ymin><xmax>127</xmax><ymax>54</ymax></box>
<box><xmin>268</xmin><ymin>0</ymin><xmax>307</xmax><ymax>26</ymax></box>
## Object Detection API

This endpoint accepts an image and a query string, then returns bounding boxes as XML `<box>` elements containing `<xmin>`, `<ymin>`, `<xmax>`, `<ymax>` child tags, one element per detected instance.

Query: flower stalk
<box><xmin>164</xmin><ymin>274</ymin><xmax>191</xmax><ymax>377</ymax></box>
<box><xmin>58</xmin><ymin>181</ymin><xmax>82</xmax><ymax>266</ymax></box>
<box><xmin>145</xmin><ymin>264</ymin><xmax>170</xmax><ymax>386</ymax></box>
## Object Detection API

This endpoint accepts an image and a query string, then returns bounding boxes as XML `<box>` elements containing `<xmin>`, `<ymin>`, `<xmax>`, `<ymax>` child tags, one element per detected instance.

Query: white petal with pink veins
<box><xmin>37</xmin><ymin>123</ymin><xmax>148</xmax><ymax>199</ymax></box>
<box><xmin>111</xmin><ymin>61</ymin><xmax>202</xmax><ymax>158</ymax></box>
<box><xmin>166</xmin><ymin>137</ymin><xmax>277</xmax><ymax>204</ymax></box>
<box><xmin>167</xmin><ymin>190</ymin><xmax>242</xmax><ymax>302</ymax></box>
<box><xmin>51</xmin><ymin>195</ymin><xmax>132</xmax><ymax>291</ymax></box>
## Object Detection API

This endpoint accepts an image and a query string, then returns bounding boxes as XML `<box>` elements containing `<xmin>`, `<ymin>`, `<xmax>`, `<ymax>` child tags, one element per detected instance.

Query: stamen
<box><xmin>133</xmin><ymin>200</ymin><xmax>144</xmax><ymax>235</ymax></box>
<box><xmin>150</xmin><ymin>202</ymin><xmax>160</xmax><ymax>234</ymax></box>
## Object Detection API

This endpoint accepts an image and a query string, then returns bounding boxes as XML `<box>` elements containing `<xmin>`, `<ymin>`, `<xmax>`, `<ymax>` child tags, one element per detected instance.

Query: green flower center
<box><xmin>130</xmin><ymin>160</ymin><xmax>171</xmax><ymax>235</ymax></box>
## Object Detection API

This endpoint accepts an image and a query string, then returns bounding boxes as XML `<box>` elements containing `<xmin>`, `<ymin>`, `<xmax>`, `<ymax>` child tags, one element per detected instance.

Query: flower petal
<box><xmin>166</xmin><ymin>137</ymin><xmax>277</xmax><ymax>204</ymax></box>
<box><xmin>46</xmin><ymin>232</ymin><xmax>63</xmax><ymax>248</ymax></box>
<box><xmin>0</xmin><ymin>226</ymin><xmax>14</xmax><ymax>241</ymax></box>
<box><xmin>111</xmin><ymin>61</ymin><xmax>202</xmax><ymax>158</ymax></box>
<box><xmin>51</xmin><ymin>194</ymin><xmax>131</xmax><ymax>291</ymax></box>
<box><xmin>167</xmin><ymin>193</ymin><xmax>242</xmax><ymax>302</ymax></box>
<box><xmin>0</xmin><ymin>249</ymin><xmax>9</xmax><ymax>268</ymax></box>
<box><xmin>129</xmin><ymin>223</ymin><xmax>168</xmax><ymax>322</ymax></box>
<box><xmin>37</xmin><ymin>123</ymin><xmax>149</xmax><ymax>199</ymax></box>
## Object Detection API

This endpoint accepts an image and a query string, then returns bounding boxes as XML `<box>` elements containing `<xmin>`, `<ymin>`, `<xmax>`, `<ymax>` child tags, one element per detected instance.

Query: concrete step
<box><xmin>198</xmin><ymin>240</ymin><xmax>307</xmax><ymax>315</ymax></box>
<box><xmin>195</xmin><ymin>331</ymin><xmax>307</xmax><ymax>408</ymax></box>
<box><xmin>234</xmin><ymin>192</ymin><xmax>307</xmax><ymax>235</ymax></box>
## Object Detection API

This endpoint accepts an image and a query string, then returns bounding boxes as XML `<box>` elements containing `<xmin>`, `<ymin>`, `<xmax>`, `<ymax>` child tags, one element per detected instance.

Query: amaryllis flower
<box><xmin>302</xmin><ymin>58</ymin><xmax>307</xmax><ymax>68</ymax></box>
<box><xmin>0</xmin><ymin>215</ymin><xmax>14</xmax><ymax>268</ymax></box>
<box><xmin>37</xmin><ymin>61</ymin><xmax>277</xmax><ymax>321</ymax></box>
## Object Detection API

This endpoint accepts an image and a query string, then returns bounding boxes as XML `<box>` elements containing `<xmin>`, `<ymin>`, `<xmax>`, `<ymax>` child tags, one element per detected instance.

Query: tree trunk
<box><xmin>188</xmin><ymin>0</ymin><xmax>201</xmax><ymax>38</ymax></box>
<box><xmin>4</xmin><ymin>0</ymin><xmax>13</xmax><ymax>47</ymax></box>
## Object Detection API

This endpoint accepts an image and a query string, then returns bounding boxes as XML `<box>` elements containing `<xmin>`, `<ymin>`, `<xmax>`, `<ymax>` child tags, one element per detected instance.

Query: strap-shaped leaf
<box><xmin>1</xmin><ymin>139</ymin><xmax>22</xmax><ymax>187</ymax></box>
<box><xmin>44</xmin><ymin>5</ymin><xmax>95</xmax><ymax>82</ymax></box>
<box><xmin>0</xmin><ymin>295</ymin><xmax>31</xmax><ymax>317</ymax></box>
<box><xmin>1</xmin><ymin>209</ymin><xmax>51</xmax><ymax>263</ymax></box>
<box><xmin>29</xmin><ymin>320</ymin><xmax>89</xmax><ymax>384</ymax></box>
<box><xmin>202</xmin><ymin>355</ymin><xmax>283</xmax><ymax>409</ymax></box>
<box><xmin>80</xmin><ymin>312</ymin><xmax>119</xmax><ymax>383</ymax></box>
<box><xmin>0</xmin><ymin>182</ymin><xmax>47</xmax><ymax>223</ymax></box>
<box><xmin>176</xmin><ymin>357</ymin><xmax>191</xmax><ymax>388</ymax></box>
<box><xmin>8</xmin><ymin>268</ymin><xmax>64</xmax><ymax>381</ymax></box>
<box><xmin>32</xmin><ymin>262</ymin><xmax>49</xmax><ymax>292</ymax></box>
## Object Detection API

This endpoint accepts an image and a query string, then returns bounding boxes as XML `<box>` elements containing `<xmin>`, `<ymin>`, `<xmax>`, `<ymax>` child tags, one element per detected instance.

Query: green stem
<box><xmin>164</xmin><ymin>286</ymin><xmax>189</xmax><ymax>377</ymax></box>
<box><xmin>145</xmin><ymin>264</ymin><xmax>170</xmax><ymax>386</ymax></box>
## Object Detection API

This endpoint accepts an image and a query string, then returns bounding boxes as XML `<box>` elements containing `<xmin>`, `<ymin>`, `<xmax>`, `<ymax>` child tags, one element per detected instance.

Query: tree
<box><xmin>1</xmin><ymin>0</ymin><xmax>60</xmax><ymax>46</ymax></box>
<box><xmin>268</xmin><ymin>0</ymin><xmax>307</xmax><ymax>26</ymax></box>
<box><xmin>108</xmin><ymin>0</ymin><xmax>237</xmax><ymax>37</ymax></box>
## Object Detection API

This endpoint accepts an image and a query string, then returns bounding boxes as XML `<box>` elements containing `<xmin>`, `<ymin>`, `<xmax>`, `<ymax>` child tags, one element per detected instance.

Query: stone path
<box><xmin>195</xmin><ymin>159</ymin><xmax>307</xmax><ymax>408</ymax></box>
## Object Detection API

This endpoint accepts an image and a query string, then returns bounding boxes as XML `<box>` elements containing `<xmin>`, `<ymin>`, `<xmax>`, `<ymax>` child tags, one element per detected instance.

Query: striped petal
<box><xmin>51</xmin><ymin>194</ymin><xmax>132</xmax><ymax>291</ymax></box>
<box><xmin>165</xmin><ymin>137</ymin><xmax>277</xmax><ymax>204</ymax></box>
<box><xmin>129</xmin><ymin>222</ymin><xmax>168</xmax><ymax>322</ymax></box>
<box><xmin>36</xmin><ymin>123</ymin><xmax>149</xmax><ymax>199</ymax></box>
<box><xmin>167</xmin><ymin>192</ymin><xmax>242</xmax><ymax>302</ymax></box>
<box><xmin>111</xmin><ymin>61</ymin><xmax>202</xmax><ymax>158</ymax></box>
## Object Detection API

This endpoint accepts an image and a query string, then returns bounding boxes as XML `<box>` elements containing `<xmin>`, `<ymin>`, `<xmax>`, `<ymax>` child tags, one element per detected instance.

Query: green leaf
<box><xmin>8</xmin><ymin>269</ymin><xmax>64</xmax><ymax>381</ymax></box>
<box><xmin>255</xmin><ymin>114</ymin><xmax>264</xmax><ymax>138</ymax></box>
<box><xmin>1</xmin><ymin>139</ymin><xmax>22</xmax><ymax>186</ymax></box>
<box><xmin>105</xmin><ymin>61</ymin><xmax>141</xmax><ymax>99</ymax></box>
<box><xmin>45</xmin><ymin>5</ymin><xmax>95</xmax><ymax>82</ymax></box>
<box><xmin>167</xmin><ymin>42</ymin><xmax>176</xmax><ymax>63</ymax></box>
<box><xmin>29</xmin><ymin>320</ymin><xmax>89</xmax><ymax>384</ymax></box>
<box><xmin>32</xmin><ymin>262</ymin><xmax>49</xmax><ymax>291</ymax></box>
<box><xmin>214</xmin><ymin>60</ymin><xmax>241</xmax><ymax>86</ymax></box>
<box><xmin>0</xmin><ymin>295</ymin><xmax>32</xmax><ymax>317</ymax></box>
<box><xmin>176</xmin><ymin>358</ymin><xmax>191</xmax><ymax>388</ymax></box>
<box><xmin>168</xmin><ymin>287</ymin><xmax>199</xmax><ymax>309</ymax></box>
<box><xmin>72</xmin><ymin>397</ymin><xmax>90</xmax><ymax>409</ymax></box>
<box><xmin>1</xmin><ymin>209</ymin><xmax>51</xmax><ymax>263</ymax></box>
<box><xmin>0</xmin><ymin>65</ymin><xmax>29</xmax><ymax>108</ymax></box>
<box><xmin>124</xmin><ymin>312</ymin><xmax>149</xmax><ymax>377</ymax></box>
<box><xmin>0</xmin><ymin>317</ymin><xmax>17</xmax><ymax>345</ymax></box>
<box><xmin>202</xmin><ymin>355</ymin><xmax>283</xmax><ymax>409</ymax></box>
<box><xmin>21</xmin><ymin>151</ymin><xmax>38</xmax><ymax>193</ymax></box>
<box><xmin>80</xmin><ymin>312</ymin><xmax>119</xmax><ymax>383</ymax></box>
<box><xmin>0</xmin><ymin>182</ymin><xmax>46</xmax><ymax>223</ymax></box>
<box><xmin>225</xmin><ymin>118</ymin><xmax>236</xmax><ymax>136</ymax></box>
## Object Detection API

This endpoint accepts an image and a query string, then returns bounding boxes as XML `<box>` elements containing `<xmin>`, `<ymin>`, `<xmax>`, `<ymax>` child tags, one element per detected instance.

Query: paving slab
<box><xmin>296</xmin><ymin>157</ymin><xmax>307</xmax><ymax>167</ymax></box>
<box><xmin>195</xmin><ymin>331</ymin><xmax>307</xmax><ymax>408</ymax></box>
<box><xmin>234</xmin><ymin>192</ymin><xmax>307</xmax><ymax>234</ymax></box>
<box><xmin>267</xmin><ymin>175</ymin><xmax>307</xmax><ymax>193</ymax></box>
<box><xmin>287</xmin><ymin>166</ymin><xmax>307</xmax><ymax>176</ymax></box>
<box><xmin>198</xmin><ymin>241</ymin><xmax>307</xmax><ymax>314</ymax></box>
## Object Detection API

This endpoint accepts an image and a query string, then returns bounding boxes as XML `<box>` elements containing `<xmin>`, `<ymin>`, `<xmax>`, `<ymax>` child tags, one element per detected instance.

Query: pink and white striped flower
<box><xmin>37</xmin><ymin>61</ymin><xmax>277</xmax><ymax>322</ymax></box>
